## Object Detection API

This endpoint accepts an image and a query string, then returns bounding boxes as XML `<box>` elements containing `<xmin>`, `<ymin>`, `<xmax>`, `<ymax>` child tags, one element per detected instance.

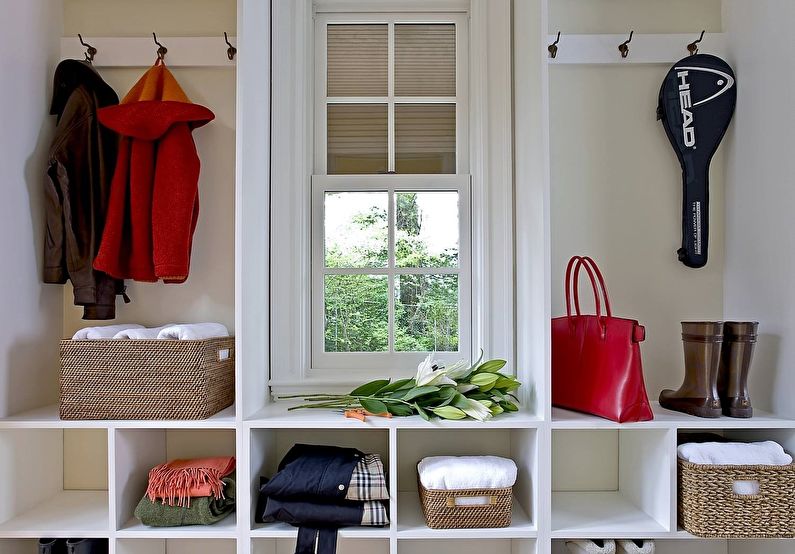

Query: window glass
<box><xmin>395</xmin><ymin>191</ymin><xmax>459</xmax><ymax>267</ymax></box>
<box><xmin>325</xmin><ymin>192</ymin><xmax>388</xmax><ymax>268</ymax></box>
<box><xmin>327</xmin><ymin>104</ymin><xmax>388</xmax><ymax>174</ymax></box>
<box><xmin>325</xmin><ymin>275</ymin><xmax>389</xmax><ymax>352</ymax></box>
<box><xmin>395</xmin><ymin>104</ymin><xmax>456</xmax><ymax>174</ymax></box>
<box><xmin>395</xmin><ymin>274</ymin><xmax>459</xmax><ymax>352</ymax></box>
<box><xmin>327</xmin><ymin>24</ymin><xmax>388</xmax><ymax>96</ymax></box>
<box><xmin>395</xmin><ymin>24</ymin><xmax>456</xmax><ymax>96</ymax></box>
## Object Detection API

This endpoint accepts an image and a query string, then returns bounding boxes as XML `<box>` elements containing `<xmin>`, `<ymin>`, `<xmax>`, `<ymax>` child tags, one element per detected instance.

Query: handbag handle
<box><xmin>573</xmin><ymin>256</ymin><xmax>613</xmax><ymax>318</ymax></box>
<box><xmin>565</xmin><ymin>256</ymin><xmax>602</xmax><ymax>321</ymax></box>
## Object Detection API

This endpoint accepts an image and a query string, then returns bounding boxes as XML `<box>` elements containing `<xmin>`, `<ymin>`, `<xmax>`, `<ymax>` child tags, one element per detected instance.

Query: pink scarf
<box><xmin>146</xmin><ymin>456</ymin><xmax>235</xmax><ymax>507</ymax></box>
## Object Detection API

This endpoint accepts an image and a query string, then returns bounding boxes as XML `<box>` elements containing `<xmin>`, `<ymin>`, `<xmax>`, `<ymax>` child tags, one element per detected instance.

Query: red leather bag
<box><xmin>552</xmin><ymin>256</ymin><xmax>653</xmax><ymax>422</ymax></box>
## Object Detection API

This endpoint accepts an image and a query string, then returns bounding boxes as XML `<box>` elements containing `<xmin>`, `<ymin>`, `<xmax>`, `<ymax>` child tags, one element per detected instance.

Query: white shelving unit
<box><xmin>2</xmin><ymin>1</ymin><xmax>795</xmax><ymax>554</ymax></box>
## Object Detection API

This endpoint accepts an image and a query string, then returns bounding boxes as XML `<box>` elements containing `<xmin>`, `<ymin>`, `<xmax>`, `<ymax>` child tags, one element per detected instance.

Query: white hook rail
<box><xmin>60</xmin><ymin>36</ymin><xmax>237</xmax><ymax>67</ymax></box>
<box><xmin>547</xmin><ymin>33</ymin><xmax>727</xmax><ymax>64</ymax></box>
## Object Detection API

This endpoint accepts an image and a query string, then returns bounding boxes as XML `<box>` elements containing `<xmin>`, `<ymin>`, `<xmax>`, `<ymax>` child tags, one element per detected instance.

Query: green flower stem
<box><xmin>287</xmin><ymin>394</ymin><xmax>414</xmax><ymax>411</ymax></box>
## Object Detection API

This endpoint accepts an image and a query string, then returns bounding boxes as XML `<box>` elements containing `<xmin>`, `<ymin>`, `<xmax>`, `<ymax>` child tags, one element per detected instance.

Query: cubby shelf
<box><xmin>0</xmin><ymin>405</ymin><xmax>237</xmax><ymax>429</ymax></box>
<box><xmin>552</xmin><ymin>402</ymin><xmax>795</xmax><ymax>430</ymax></box>
<box><xmin>550</xmin><ymin>491</ymin><xmax>667</xmax><ymax>539</ymax></box>
<box><xmin>246</xmin><ymin>403</ymin><xmax>542</xmax><ymax>429</ymax></box>
<box><xmin>0</xmin><ymin>491</ymin><xmax>109</xmax><ymax>539</ymax></box>
<box><xmin>251</xmin><ymin>522</ymin><xmax>390</xmax><ymax>539</ymax></box>
<box><xmin>117</xmin><ymin>515</ymin><xmax>237</xmax><ymax>539</ymax></box>
<box><xmin>397</xmin><ymin>492</ymin><xmax>536</xmax><ymax>539</ymax></box>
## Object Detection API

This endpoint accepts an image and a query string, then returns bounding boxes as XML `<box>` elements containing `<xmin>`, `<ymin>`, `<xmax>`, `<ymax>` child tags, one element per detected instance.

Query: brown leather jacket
<box><xmin>44</xmin><ymin>60</ymin><xmax>127</xmax><ymax>319</ymax></box>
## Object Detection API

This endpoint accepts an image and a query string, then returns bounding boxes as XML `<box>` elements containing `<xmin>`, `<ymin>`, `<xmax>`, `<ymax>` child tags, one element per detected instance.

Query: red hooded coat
<box><xmin>94</xmin><ymin>60</ymin><xmax>214</xmax><ymax>283</ymax></box>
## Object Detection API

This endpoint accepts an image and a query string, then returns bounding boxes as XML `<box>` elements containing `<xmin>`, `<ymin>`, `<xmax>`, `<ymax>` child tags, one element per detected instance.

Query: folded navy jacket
<box><xmin>256</xmin><ymin>444</ymin><xmax>389</xmax><ymax>554</ymax></box>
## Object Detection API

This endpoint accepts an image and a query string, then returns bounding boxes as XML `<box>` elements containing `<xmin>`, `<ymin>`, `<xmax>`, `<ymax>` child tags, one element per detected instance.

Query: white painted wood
<box><xmin>60</xmin><ymin>36</ymin><xmax>237</xmax><ymax>67</ymax></box>
<box><xmin>113</xmin><ymin>429</ymin><xmax>166</xmax><ymax>531</ymax></box>
<box><xmin>551</xmin><ymin>491</ymin><xmax>668</xmax><ymax>538</ymax></box>
<box><xmin>0</xmin><ymin>491</ymin><xmax>110</xmax><ymax>538</ymax></box>
<box><xmin>618</xmin><ymin>429</ymin><xmax>672</xmax><ymax>532</ymax></box>
<box><xmin>546</xmin><ymin>33</ymin><xmax>727</xmax><ymax>64</ymax></box>
<box><xmin>314</xmin><ymin>0</ymin><xmax>469</xmax><ymax>13</ymax></box>
<box><xmin>117</xmin><ymin>538</ymin><xmax>237</xmax><ymax>554</ymax></box>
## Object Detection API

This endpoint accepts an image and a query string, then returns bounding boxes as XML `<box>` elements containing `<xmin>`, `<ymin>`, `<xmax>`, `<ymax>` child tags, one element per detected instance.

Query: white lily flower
<box><xmin>456</xmin><ymin>383</ymin><xmax>478</xmax><ymax>394</ymax></box>
<box><xmin>444</xmin><ymin>359</ymin><xmax>471</xmax><ymax>380</ymax></box>
<box><xmin>456</xmin><ymin>396</ymin><xmax>493</xmax><ymax>422</ymax></box>
<box><xmin>415</xmin><ymin>353</ymin><xmax>456</xmax><ymax>387</ymax></box>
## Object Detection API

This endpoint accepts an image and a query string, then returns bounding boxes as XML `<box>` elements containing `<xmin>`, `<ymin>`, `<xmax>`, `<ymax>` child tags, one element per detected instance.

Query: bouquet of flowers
<box><xmin>285</xmin><ymin>352</ymin><xmax>521</xmax><ymax>421</ymax></box>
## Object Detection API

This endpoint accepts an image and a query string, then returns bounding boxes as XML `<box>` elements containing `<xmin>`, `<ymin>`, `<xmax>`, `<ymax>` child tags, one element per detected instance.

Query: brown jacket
<box><xmin>44</xmin><ymin>60</ymin><xmax>127</xmax><ymax>319</ymax></box>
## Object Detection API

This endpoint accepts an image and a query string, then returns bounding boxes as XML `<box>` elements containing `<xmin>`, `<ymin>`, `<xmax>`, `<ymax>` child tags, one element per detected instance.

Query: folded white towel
<box><xmin>112</xmin><ymin>325</ymin><xmax>176</xmax><ymax>340</ymax></box>
<box><xmin>72</xmin><ymin>324</ymin><xmax>144</xmax><ymax>340</ymax></box>
<box><xmin>156</xmin><ymin>323</ymin><xmax>229</xmax><ymax>341</ymax></box>
<box><xmin>417</xmin><ymin>455</ymin><xmax>517</xmax><ymax>490</ymax></box>
<box><xmin>678</xmin><ymin>441</ymin><xmax>793</xmax><ymax>466</ymax></box>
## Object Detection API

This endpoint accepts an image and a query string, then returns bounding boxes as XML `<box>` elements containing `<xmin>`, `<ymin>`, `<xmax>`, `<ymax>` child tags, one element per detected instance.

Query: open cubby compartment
<box><xmin>400</xmin><ymin>539</ymin><xmax>536</xmax><ymax>554</ymax></box>
<box><xmin>248</xmin><ymin>427</ymin><xmax>391</xmax><ymax>538</ymax></box>
<box><xmin>0</xmin><ymin>428</ymin><xmax>109</xmax><ymax>538</ymax></box>
<box><xmin>551</xmin><ymin>428</ymin><xmax>673</xmax><ymax>538</ymax></box>
<box><xmin>552</xmin><ymin>539</ymin><xmax>728</xmax><ymax>554</ymax></box>
<box><xmin>252</xmin><ymin>538</ymin><xmax>389</xmax><ymax>554</ymax></box>
<box><xmin>113</xmin><ymin>428</ymin><xmax>237</xmax><ymax>537</ymax></box>
<box><xmin>397</xmin><ymin>428</ymin><xmax>537</xmax><ymax>539</ymax></box>
<box><xmin>117</xmin><ymin>538</ymin><xmax>237</xmax><ymax>554</ymax></box>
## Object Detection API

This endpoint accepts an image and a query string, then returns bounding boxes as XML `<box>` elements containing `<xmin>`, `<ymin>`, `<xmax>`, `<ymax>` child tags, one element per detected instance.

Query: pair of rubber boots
<box><xmin>565</xmin><ymin>539</ymin><xmax>654</xmax><ymax>554</ymax></box>
<box><xmin>660</xmin><ymin>321</ymin><xmax>758</xmax><ymax>418</ymax></box>
<box><xmin>39</xmin><ymin>538</ymin><xmax>107</xmax><ymax>554</ymax></box>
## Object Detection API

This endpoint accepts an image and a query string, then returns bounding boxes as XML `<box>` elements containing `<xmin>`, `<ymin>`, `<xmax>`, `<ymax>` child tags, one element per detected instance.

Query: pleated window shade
<box><xmin>396</xmin><ymin>104</ymin><xmax>456</xmax><ymax>174</ymax></box>
<box><xmin>395</xmin><ymin>24</ymin><xmax>456</xmax><ymax>97</ymax></box>
<box><xmin>327</xmin><ymin>104</ymin><xmax>388</xmax><ymax>175</ymax></box>
<box><xmin>327</xmin><ymin>24</ymin><xmax>388</xmax><ymax>97</ymax></box>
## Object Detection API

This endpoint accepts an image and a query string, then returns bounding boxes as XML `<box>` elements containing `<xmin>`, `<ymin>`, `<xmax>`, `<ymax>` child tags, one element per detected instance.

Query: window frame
<box><xmin>312</xmin><ymin>174</ymin><xmax>472</xmax><ymax>371</ymax></box>
<box><xmin>314</xmin><ymin>12</ymin><xmax>469</xmax><ymax>175</ymax></box>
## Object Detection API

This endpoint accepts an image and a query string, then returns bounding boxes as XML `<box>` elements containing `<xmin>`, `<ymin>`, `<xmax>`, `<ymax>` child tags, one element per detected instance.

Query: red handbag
<box><xmin>552</xmin><ymin>256</ymin><xmax>653</xmax><ymax>422</ymax></box>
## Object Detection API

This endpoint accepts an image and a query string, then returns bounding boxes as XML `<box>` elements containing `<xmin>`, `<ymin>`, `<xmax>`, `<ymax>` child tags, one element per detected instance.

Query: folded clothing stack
<box><xmin>678</xmin><ymin>441</ymin><xmax>793</xmax><ymax>466</ymax></box>
<box><xmin>134</xmin><ymin>456</ymin><xmax>236</xmax><ymax>527</ymax></box>
<box><xmin>418</xmin><ymin>455</ymin><xmax>518</xmax><ymax>490</ymax></box>
<box><xmin>72</xmin><ymin>322</ymin><xmax>229</xmax><ymax>340</ymax></box>
<box><xmin>256</xmin><ymin>444</ymin><xmax>389</xmax><ymax>554</ymax></box>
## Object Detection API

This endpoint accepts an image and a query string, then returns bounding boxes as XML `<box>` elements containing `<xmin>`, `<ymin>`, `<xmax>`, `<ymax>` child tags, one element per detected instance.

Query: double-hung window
<box><xmin>312</xmin><ymin>12</ymin><xmax>471</xmax><ymax>372</ymax></box>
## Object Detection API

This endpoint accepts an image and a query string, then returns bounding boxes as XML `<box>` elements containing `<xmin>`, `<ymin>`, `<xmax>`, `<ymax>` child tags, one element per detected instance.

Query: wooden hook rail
<box><xmin>60</xmin><ymin>36</ymin><xmax>238</xmax><ymax>67</ymax></box>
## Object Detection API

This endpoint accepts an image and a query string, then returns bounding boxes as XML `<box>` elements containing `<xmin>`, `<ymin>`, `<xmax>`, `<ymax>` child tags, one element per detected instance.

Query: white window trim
<box><xmin>311</xmin><ymin>175</ymin><xmax>472</xmax><ymax>373</ymax></box>
<box><xmin>268</xmin><ymin>0</ymin><xmax>514</xmax><ymax>396</ymax></box>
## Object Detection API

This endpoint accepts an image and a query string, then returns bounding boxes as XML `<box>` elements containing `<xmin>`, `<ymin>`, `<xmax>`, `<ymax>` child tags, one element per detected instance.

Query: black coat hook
<box><xmin>224</xmin><ymin>32</ymin><xmax>237</xmax><ymax>61</ymax></box>
<box><xmin>78</xmin><ymin>34</ymin><xmax>97</xmax><ymax>63</ymax></box>
<box><xmin>152</xmin><ymin>32</ymin><xmax>167</xmax><ymax>61</ymax></box>
<box><xmin>687</xmin><ymin>30</ymin><xmax>706</xmax><ymax>56</ymax></box>
<box><xmin>618</xmin><ymin>30</ymin><xmax>634</xmax><ymax>59</ymax></box>
<box><xmin>548</xmin><ymin>31</ymin><xmax>561</xmax><ymax>59</ymax></box>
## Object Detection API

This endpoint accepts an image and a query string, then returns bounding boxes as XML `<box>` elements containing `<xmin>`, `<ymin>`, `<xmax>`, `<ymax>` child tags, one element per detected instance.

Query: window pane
<box><xmin>325</xmin><ymin>275</ymin><xmax>388</xmax><ymax>352</ymax></box>
<box><xmin>395</xmin><ymin>274</ymin><xmax>459</xmax><ymax>352</ymax></box>
<box><xmin>327</xmin><ymin>24</ymin><xmax>388</xmax><ymax>96</ymax></box>
<box><xmin>395</xmin><ymin>104</ymin><xmax>455</xmax><ymax>174</ymax></box>
<box><xmin>328</xmin><ymin>104</ymin><xmax>388</xmax><ymax>174</ymax></box>
<box><xmin>325</xmin><ymin>192</ymin><xmax>388</xmax><ymax>268</ymax></box>
<box><xmin>396</xmin><ymin>191</ymin><xmax>459</xmax><ymax>268</ymax></box>
<box><xmin>395</xmin><ymin>24</ymin><xmax>456</xmax><ymax>96</ymax></box>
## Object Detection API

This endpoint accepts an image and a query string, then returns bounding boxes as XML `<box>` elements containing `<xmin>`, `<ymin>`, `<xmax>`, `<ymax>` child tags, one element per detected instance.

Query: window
<box><xmin>312</xmin><ymin>13</ymin><xmax>470</xmax><ymax>371</ymax></box>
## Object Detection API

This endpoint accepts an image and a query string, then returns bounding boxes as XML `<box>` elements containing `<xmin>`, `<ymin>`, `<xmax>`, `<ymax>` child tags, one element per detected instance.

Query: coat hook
<box><xmin>78</xmin><ymin>34</ymin><xmax>97</xmax><ymax>63</ymax></box>
<box><xmin>687</xmin><ymin>30</ymin><xmax>705</xmax><ymax>56</ymax></box>
<box><xmin>618</xmin><ymin>30</ymin><xmax>633</xmax><ymax>59</ymax></box>
<box><xmin>224</xmin><ymin>32</ymin><xmax>237</xmax><ymax>61</ymax></box>
<box><xmin>152</xmin><ymin>32</ymin><xmax>168</xmax><ymax>61</ymax></box>
<box><xmin>548</xmin><ymin>31</ymin><xmax>561</xmax><ymax>59</ymax></box>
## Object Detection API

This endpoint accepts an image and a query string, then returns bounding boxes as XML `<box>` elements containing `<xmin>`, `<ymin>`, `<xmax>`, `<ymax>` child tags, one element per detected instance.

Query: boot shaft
<box><xmin>680</xmin><ymin>321</ymin><xmax>724</xmax><ymax>401</ymax></box>
<box><xmin>39</xmin><ymin>538</ymin><xmax>66</xmax><ymax>554</ymax></box>
<box><xmin>718</xmin><ymin>321</ymin><xmax>758</xmax><ymax>417</ymax></box>
<box><xmin>66</xmin><ymin>539</ymin><xmax>108</xmax><ymax>554</ymax></box>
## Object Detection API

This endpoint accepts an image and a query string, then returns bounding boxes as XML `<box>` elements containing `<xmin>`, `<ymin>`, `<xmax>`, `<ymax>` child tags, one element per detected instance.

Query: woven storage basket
<box><xmin>678</xmin><ymin>458</ymin><xmax>795</xmax><ymax>538</ymax></box>
<box><xmin>59</xmin><ymin>338</ymin><xmax>234</xmax><ymax>420</ymax></box>
<box><xmin>418</xmin><ymin>477</ymin><xmax>512</xmax><ymax>529</ymax></box>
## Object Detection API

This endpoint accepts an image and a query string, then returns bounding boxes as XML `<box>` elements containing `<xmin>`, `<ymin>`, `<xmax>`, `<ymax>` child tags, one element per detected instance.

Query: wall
<box><xmin>61</xmin><ymin>0</ymin><xmax>237</xmax><ymax>337</ymax></box>
<box><xmin>0</xmin><ymin>0</ymin><xmax>65</xmax><ymax>417</ymax></box>
<box><xmin>60</xmin><ymin>0</ymin><xmax>237</xmax><ymax>489</ymax></box>
<box><xmin>548</xmin><ymin>0</ymin><xmax>726</xmax><ymax>492</ymax></box>
<box><xmin>722</xmin><ymin>0</ymin><xmax>795</xmax><ymax>419</ymax></box>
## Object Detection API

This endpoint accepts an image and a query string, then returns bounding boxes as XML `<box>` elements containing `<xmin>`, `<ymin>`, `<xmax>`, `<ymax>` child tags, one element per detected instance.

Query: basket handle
<box><xmin>445</xmin><ymin>495</ymin><xmax>497</xmax><ymax>508</ymax></box>
<box><xmin>731</xmin><ymin>478</ymin><xmax>761</xmax><ymax>497</ymax></box>
<box><xmin>217</xmin><ymin>346</ymin><xmax>234</xmax><ymax>362</ymax></box>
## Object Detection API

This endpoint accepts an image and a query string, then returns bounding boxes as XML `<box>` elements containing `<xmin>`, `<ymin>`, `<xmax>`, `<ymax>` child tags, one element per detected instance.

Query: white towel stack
<box><xmin>417</xmin><ymin>455</ymin><xmax>517</xmax><ymax>491</ymax></box>
<box><xmin>677</xmin><ymin>441</ymin><xmax>793</xmax><ymax>466</ymax></box>
<box><xmin>72</xmin><ymin>323</ymin><xmax>229</xmax><ymax>341</ymax></box>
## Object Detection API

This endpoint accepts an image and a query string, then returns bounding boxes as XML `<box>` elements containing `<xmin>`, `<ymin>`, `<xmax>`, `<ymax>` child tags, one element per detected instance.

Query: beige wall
<box><xmin>549</xmin><ymin>0</ymin><xmax>725</xmax><ymax>492</ymax></box>
<box><xmin>61</xmin><ymin>0</ymin><xmax>237</xmax><ymax>488</ymax></box>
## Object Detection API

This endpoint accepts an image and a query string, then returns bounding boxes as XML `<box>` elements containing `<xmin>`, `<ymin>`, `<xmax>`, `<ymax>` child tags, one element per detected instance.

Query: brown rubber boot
<box><xmin>718</xmin><ymin>321</ymin><xmax>758</xmax><ymax>418</ymax></box>
<box><xmin>659</xmin><ymin>322</ymin><xmax>724</xmax><ymax>418</ymax></box>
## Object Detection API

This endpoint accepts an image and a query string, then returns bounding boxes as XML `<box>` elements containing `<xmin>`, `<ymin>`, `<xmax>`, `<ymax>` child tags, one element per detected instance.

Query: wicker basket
<box><xmin>678</xmin><ymin>458</ymin><xmax>795</xmax><ymax>538</ymax></box>
<box><xmin>418</xmin><ymin>477</ymin><xmax>512</xmax><ymax>529</ymax></box>
<box><xmin>59</xmin><ymin>338</ymin><xmax>235</xmax><ymax>420</ymax></box>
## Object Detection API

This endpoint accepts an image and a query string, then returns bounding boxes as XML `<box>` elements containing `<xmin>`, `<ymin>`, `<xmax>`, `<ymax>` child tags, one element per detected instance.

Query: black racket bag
<box><xmin>658</xmin><ymin>54</ymin><xmax>736</xmax><ymax>268</ymax></box>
